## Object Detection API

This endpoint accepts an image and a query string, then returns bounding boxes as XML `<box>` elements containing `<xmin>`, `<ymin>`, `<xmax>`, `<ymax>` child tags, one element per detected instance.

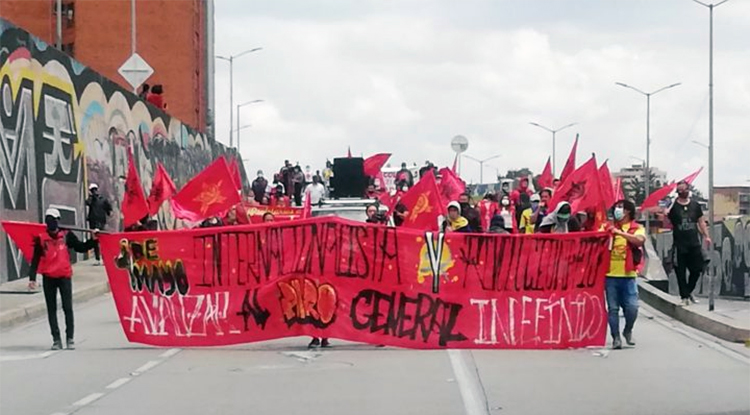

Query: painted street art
<box><xmin>0</xmin><ymin>19</ymin><xmax>245</xmax><ymax>282</ymax></box>
<box><xmin>651</xmin><ymin>216</ymin><xmax>750</xmax><ymax>299</ymax></box>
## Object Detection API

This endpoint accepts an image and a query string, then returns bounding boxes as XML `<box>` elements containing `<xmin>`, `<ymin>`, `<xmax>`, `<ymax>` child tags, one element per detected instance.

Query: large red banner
<box><xmin>98</xmin><ymin>217</ymin><xmax>610</xmax><ymax>349</ymax></box>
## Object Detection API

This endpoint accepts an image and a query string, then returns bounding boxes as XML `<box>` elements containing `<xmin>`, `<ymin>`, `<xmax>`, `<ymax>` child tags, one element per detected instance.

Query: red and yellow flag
<box><xmin>171</xmin><ymin>157</ymin><xmax>242</xmax><ymax>222</ymax></box>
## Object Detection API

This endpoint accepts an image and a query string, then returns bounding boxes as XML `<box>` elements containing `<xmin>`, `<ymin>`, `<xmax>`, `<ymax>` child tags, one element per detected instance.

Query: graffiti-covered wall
<box><xmin>0</xmin><ymin>19</ymin><xmax>244</xmax><ymax>283</ymax></box>
<box><xmin>651</xmin><ymin>216</ymin><xmax>750</xmax><ymax>299</ymax></box>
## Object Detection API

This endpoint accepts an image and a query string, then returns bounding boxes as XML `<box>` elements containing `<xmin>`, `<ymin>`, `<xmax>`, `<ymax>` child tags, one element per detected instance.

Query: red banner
<box><xmin>97</xmin><ymin>218</ymin><xmax>610</xmax><ymax>349</ymax></box>
<box><xmin>240</xmin><ymin>205</ymin><xmax>305</xmax><ymax>223</ymax></box>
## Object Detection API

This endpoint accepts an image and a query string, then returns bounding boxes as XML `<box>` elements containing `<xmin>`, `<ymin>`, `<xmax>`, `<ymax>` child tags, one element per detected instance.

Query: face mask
<box><xmin>501</xmin><ymin>200</ymin><xmax>510</xmax><ymax>206</ymax></box>
<box><xmin>557</xmin><ymin>214</ymin><xmax>570</xmax><ymax>222</ymax></box>
<box><xmin>613</xmin><ymin>207</ymin><xmax>625</xmax><ymax>221</ymax></box>
<box><xmin>45</xmin><ymin>216</ymin><xmax>59</xmax><ymax>232</ymax></box>
<box><xmin>531</xmin><ymin>202</ymin><xmax>539</xmax><ymax>210</ymax></box>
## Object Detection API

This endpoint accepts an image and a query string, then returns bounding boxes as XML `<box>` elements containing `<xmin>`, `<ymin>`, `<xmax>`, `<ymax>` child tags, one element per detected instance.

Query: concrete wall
<box><xmin>651</xmin><ymin>216</ymin><xmax>750</xmax><ymax>299</ymax></box>
<box><xmin>0</xmin><ymin>19</ymin><xmax>244</xmax><ymax>283</ymax></box>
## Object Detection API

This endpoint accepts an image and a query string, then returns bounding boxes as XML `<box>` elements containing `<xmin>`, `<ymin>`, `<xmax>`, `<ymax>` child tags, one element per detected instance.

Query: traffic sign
<box><xmin>118</xmin><ymin>53</ymin><xmax>153</xmax><ymax>91</ymax></box>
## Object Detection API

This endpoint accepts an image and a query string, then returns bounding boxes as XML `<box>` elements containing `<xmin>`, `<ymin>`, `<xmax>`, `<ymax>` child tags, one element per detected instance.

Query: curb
<box><xmin>637</xmin><ymin>279</ymin><xmax>750</xmax><ymax>343</ymax></box>
<box><xmin>0</xmin><ymin>281</ymin><xmax>111</xmax><ymax>330</ymax></box>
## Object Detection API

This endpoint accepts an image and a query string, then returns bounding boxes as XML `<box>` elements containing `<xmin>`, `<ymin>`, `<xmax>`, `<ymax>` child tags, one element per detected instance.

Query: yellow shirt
<box><xmin>520</xmin><ymin>208</ymin><xmax>535</xmax><ymax>234</ymax></box>
<box><xmin>607</xmin><ymin>222</ymin><xmax>646</xmax><ymax>277</ymax></box>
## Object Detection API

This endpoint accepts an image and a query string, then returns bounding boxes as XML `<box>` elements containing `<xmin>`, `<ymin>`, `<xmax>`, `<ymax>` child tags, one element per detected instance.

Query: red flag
<box><xmin>452</xmin><ymin>154</ymin><xmax>458</xmax><ymax>174</ymax></box>
<box><xmin>171</xmin><ymin>157</ymin><xmax>242</xmax><ymax>222</ymax></box>
<box><xmin>549</xmin><ymin>156</ymin><xmax>601</xmax><ymax>213</ymax></box>
<box><xmin>682</xmin><ymin>167</ymin><xmax>703</xmax><ymax>185</ymax></box>
<box><xmin>302</xmin><ymin>189</ymin><xmax>313</xmax><ymax>219</ymax></box>
<box><xmin>398</xmin><ymin>170</ymin><xmax>445</xmax><ymax>230</ymax></box>
<box><xmin>347</xmin><ymin>146</ymin><xmax>352</xmax><ymax>158</ymax></box>
<box><xmin>437</xmin><ymin>167</ymin><xmax>466</xmax><ymax>206</ymax></box>
<box><xmin>640</xmin><ymin>182</ymin><xmax>677</xmax><ymax>210</ymax></box>
<box><xmin>122</xmin><ymin>150</ymin><xmax>150</xmax><ymax>227</ymax></box>
<box><xmin>598</xmin><ymin>161</ymin><xmax>616</xmax><ymax>211</ymax></box>
<box><xmin>1</xmin><ymin>221</ymin><xmax>46</xmax><ymax>262</ymax></box>
<box><xmin>539</xmin><ymin>157</ymin><xmax>553</xmax><ymax>190</ymax></box>
<box><xmin>559</xmin><ymin>135</ymin><xmax>579</xmax><ymax>183</ymax></box>
<box><xmin>228</xmin><ymin>157</ymin><xmax>242</xmax><ymax>191</ymax></box>
<box><xmin>147</xmin><ymin>163</ymin><xmax>177</xmax><ymax>216</ymax></box>
<box><xmin>363</xmin><ymin>153</ymin><xmax>391</xmax><ymax>177</ymax></box>
<box><xmin>614</xmin><ymin>177</ymin><xmax>624</xmax><ymax>201</ymax></box>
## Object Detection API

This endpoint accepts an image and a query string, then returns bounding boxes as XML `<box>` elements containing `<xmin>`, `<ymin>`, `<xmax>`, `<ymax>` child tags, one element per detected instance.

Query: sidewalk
<box><xmin>638</xmin><ymin>278</ymin><xmax>750</xmax><ymax>343</ymax></box>
<box><xmin>0</xmin><ymin>259</ymin><xmax>110</xmax><ymax>330</ymax></box>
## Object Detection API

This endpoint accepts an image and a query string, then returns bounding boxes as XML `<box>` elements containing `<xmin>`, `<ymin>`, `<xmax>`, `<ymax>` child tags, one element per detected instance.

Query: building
<box><xmin>0</xmin><ymin>0</ymin><xmax>211</xmax><ymax>132</ymax></box>
<box><xmin>613</xmin><ymin>164</ymin><xmax>668</xmax><ymax>190</ymax></box>
<box><xmin>714</xmin><ymin>185</ymin><xmax>750</xmax><ymax>219</ymax></box>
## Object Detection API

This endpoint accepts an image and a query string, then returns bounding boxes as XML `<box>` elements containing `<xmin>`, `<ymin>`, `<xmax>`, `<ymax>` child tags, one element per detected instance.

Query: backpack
<box><xmin>626</xmin><ymin>223</ymin><xmax>643</xmax><ymax>265</ymax></box>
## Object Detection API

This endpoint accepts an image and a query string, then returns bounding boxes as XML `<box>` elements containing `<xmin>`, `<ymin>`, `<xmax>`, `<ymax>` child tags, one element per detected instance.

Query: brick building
<box><xmin>0</xmin><ymin>0</ymin><xmax>210</xmax><ymax>131</ymax></box>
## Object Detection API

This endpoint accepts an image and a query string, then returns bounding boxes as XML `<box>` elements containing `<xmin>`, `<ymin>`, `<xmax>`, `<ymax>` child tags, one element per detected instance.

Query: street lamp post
<box><xmin>615</xmin><ymin>81</ymin><xmax>681</xmax><ymax>235</ymax></box>
<box><xmin>236</xmin><ymin>100</ymin><xmax>263</xmax><ymax>154</ymax></box>
<box><xmin>463</xmin><ymin>154</ymin><xmax>501</xmax><ymax>184</ymax></box>
<box><xmin>693</xmin><ymin>0</ymin><xmax>729</xmax><ymax>312</ymax></box>
<box><xmin>216</xmin><ymin>47</ymin><xmax>263</xmax><ymax>148</ymax></box>
<box><xmin>528</xmin><ymin>122</ymin><xmax>577</xmax><ymax>176</ymax></box>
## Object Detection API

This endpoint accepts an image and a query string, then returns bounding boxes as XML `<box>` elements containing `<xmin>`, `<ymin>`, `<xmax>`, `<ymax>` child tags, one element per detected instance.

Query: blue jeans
<box><xmin>605</xmin><ymin>277</ymin><xmax>639</xmax><ymax>338</ymax></box>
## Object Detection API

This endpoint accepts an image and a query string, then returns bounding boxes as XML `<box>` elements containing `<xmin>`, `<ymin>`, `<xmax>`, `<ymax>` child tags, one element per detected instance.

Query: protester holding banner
<box><xmin>263</xmin><ymin>212</ymin><xmax>275</xmax><ymax>222</ymax></box>
<box><xmin>458</xmin><ymin>193</ymin><xmax>481</xmax><ymax>232</ymax></box>
<box><xmin>520</xmin><ymin>193</ymin><xmax>540</xmax><ymax>234</ymax></box>
<box><xmin>537</xmin><ymin>201</ymin><xmax>580</xmax><ymax>233</ymax></box>
<box><xmin>28</xmin><ymin>208</ymin><xmax>99</xmax><ymax>350</ymax></box>
<box><xmin>488</xmin><ymin>214</ymin><xmax>509</xmax><ymax>234</ymax></box>
<box><xmin>532</xmin><ymin>188</ymin><xmax>553</xmax><ymax>228</ymax></box>
<box><xmin>442</xmin><ymin>201</ymin><xmax>472</xmax><ymax>233</ymax></box>
<box><xmin>497</xmin><ymin>195</ymin><xmax>516</xmax><ymax>233</ymax></box>
<box><xmin>605</xmin><ymin>200</ymin><xmax>645</xmax><ymax>349</ymax></box>
<box><xmin>271</xmin><ymin>184</ymin><xmax>291</xmax><ymax>207</ymax></box>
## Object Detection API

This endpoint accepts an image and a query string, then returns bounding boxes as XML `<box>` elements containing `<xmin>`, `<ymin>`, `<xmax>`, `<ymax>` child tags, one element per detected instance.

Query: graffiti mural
<box><xmin>0</xmin><ymin>19</ymin><xmax>245</xmax><ymax>282</ymax></box>
<box><xmin>651</xmin><ymin>216</ymin><xmax>750</xmax><ymax>299</ymax></box>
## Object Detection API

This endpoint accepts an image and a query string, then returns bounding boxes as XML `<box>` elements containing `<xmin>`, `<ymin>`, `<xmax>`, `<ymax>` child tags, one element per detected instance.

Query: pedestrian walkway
<box><xmin>0</xmin><ymin>259</ymin><xmax>110</xmax><ymax>329</ymax></box>
<box><xmin>638</xmin><ymin>278</ymin><xmax>750</xmax><ymax>343</ymax></box>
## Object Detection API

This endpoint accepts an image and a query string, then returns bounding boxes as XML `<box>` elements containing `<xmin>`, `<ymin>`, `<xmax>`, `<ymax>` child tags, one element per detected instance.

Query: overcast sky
<box><xmin>212</xmin><ymin>0</ymin><xmax>750</xmax><ymax>191</ymax></box>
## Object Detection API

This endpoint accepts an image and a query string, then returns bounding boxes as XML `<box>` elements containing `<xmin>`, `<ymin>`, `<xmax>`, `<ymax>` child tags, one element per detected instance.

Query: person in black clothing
<box><xmin>28</xmin><ymin>208</ymin><xmax>98</xmax><ymax>350</ymax></box>
<box><xmin>251</xmin><ymin>170</ymin><xmax>268</xmax><ymax>203</ymax></box>
<box><xmin>668</xmin><ymin>180</ymin><xmax>712</xmax><ymax>306</ymax></box>
<box><xmin>85</xmin><ymin>183</ymin><xmax>112</xmax><ymax>265</ymax></box>
<box><xmin>396</xmin><ymin>163</ymin><xmax>414</xmax><ymax>188</ymax></box>
<box><xmin>458</xmin><ymin>193</ymin><xmax>481</xmax><ymax>232</ymax></box>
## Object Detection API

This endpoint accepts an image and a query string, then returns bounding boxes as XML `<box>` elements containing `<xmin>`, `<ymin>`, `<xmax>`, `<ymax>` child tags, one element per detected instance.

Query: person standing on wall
<box><xmin>605</xmin><ymin>200</ymin><xmax>645</xmax><ymax>350</ymax></box>
<box><xmin>668</xmin><ymin>180</ymin><xmax>712</xmax><ymax>306</ymax></box>
<box><xmin>28</xmin><ymin>208</ymin><xmax>98</xmax><ymax>350</ymax></box>
<box><xmin>85</xmin><ymin>183</ymin><xmax>111</xmax><ymax>265</ymax></box>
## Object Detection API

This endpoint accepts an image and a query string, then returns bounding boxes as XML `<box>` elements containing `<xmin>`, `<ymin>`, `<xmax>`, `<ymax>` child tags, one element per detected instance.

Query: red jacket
<box><xmin>29</xmin><ymin>231</ymin><xmax>96</xmax><ymax>279</ymax></box>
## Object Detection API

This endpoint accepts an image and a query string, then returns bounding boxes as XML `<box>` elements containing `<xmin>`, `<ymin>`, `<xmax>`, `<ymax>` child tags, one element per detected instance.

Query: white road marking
<box><xmin>72</xmin><ymin>393</ymin><xmax>104</xmax><ymax>407</ymax></box>
<box><xmin>132</xmin><ymin>360</ymin><xmax>161</xmax><ymax>375</ymax></box>
<box><xmin>159</xmin><ymin>348</ymin><xmax>181</xmax><ymax>358</ymax></box>
<box><xmin>105</xmin><ymin>377</ymin><xmax>131</xmax><ymax>390</ymax></box>
<box><xmin>447</xmin><ymin>349</ymin><xmax>491</xmax><ymax>415</ymax></box>
<box><xmin>0</xmin><ymin>350</ymin><xmax>60</xmax><ymax>362</ymax></box>
<box><xmin>49</xmin><ymin>412</ymin><xmax>69</xmax><ymax>415</ymax></box>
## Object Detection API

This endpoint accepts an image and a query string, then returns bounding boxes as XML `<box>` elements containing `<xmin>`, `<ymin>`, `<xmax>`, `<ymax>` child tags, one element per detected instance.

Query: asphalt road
<box><xmin>1</xmin><ymin>294</ymin><xmax>748</xmax><ymax>415</ymax></box>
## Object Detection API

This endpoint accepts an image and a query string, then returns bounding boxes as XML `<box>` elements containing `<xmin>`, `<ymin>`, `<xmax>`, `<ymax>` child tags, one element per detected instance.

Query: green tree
<box><xmin>625</xmin><ymin>171</ymin><xmax>660</xmax><ymax>206</ymax></box>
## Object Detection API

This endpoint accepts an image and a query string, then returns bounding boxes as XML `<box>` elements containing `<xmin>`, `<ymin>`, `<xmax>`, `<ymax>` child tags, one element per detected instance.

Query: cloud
<box><xmin>213</xmin><ymin>0</ymin><xmax>750</xmax><ymax>190</ymax></box>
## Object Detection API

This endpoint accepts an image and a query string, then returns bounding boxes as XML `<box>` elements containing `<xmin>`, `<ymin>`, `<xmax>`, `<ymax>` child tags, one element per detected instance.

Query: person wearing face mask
<box><xmin>251</xmin><ymin>170</ymin><xmax>268</xmax><ymax>204</ymax></box>
<box><xmin>520</xmin><ymin>193</ymin><xmax>541</xmax><ymax>234</ymax></box>
<box><xmin>498</xmin><ymin>195</ymin><xmax>516</xmax><ymax>233</ymax></box>
<box><xmin>536</xmin><ymin>201</ymin><xmax>581</xmax><ymax>233</ymax></box>
<box><xmin>442</xmin><ymin>201</ymin><xmax>472</xmax><ymax>233</ymax></box>
<box><xmin>668</xmin><ymin>180</ymin><xmax>712</xmax><ymax>306</ymax></box>
<box><xmin>28</xmin><ymin>208</ymin><xmax>99</xmax><ymax>350</ymax></box>
<box><xmin>270</xmin><ymin>184</ymin><xmax>290</xmax><ymax>207</ymax></box>
<box><xmin>605</xmin><ymin>200</ymin><xmax>646</xmax><ymax>350</ymax></box>
<box><xmin>458</xmin><ymin>193</ymin><xmax>481</xmax><ymax>232</ymax></box>
<box><xmin>85</xmin><ymin>183</ymin><xmax>111</xmax><ymax>265</ymax></box>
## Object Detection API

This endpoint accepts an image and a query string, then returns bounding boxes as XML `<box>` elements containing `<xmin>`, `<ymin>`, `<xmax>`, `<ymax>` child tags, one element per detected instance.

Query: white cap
<box><xmin>530</xmin><ymin>193</ymin><xmax>541</xmax><ymax>202</ymax></box>
<box><xmin>447</xmin><ymin>201</ymin><xmax>461</xmax><ymax>213</ymax></box>
<box><xmin>45</xmin><ymin>208</ymin><xmax>61</xmax><ymax>218</ymax></box>
<box><xmin>89</xmin><ymin>183</ymin><xmax>98</xmax><ymax>190</ymax></box>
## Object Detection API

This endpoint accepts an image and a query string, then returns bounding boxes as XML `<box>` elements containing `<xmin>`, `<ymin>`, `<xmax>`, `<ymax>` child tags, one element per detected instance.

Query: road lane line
<box><xmin>49</xmin><ymin>412</ymin><xmax>69</xmax><ymax>415</ymax></box>
<box><xmin>133</xmin><ymin>360</ymin><xmax>161</xmax><ymax>375</ymax></box>
<box><xmin>447</xmin><ymin>350</ymin><xmax>491</xmax><ymax>415</ymax></box>
<box><xmin>72</xmin><ymin>393</ymin><xmax>104</xmax><ymax>406</ymax></box>
<box><xmin>159</xmin><ymin>348</ymin><xmax>181</xmax><ymax>358</ymax></box>
<box><xmin>105</xmin><ymin>377</ymin><xmax>131</xmax><ymax>390</ymax></box>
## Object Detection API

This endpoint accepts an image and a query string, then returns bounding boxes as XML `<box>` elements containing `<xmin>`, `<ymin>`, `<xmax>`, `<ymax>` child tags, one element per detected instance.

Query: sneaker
<box><xmin>51</xmin><ymin>340</ymin><xmax>63</xmax><ymax>350</ymax></box>
<box><xmin>320</xmin><ymin>338</ymin><xmax>331</xmax><ymax>348</ymax></box>
<box><xmin>612</xmin><ymin>337</ymin><xmax>623</xmax><ymax>350</ymax></box>
<box><xmin>93</xmin><ymin>260</ymin><xmax>101</xmax><ymax>266</ymax></box>
<box><xmin>307</xmin><ymin>338</ymin><xmax>320</xmax><ymax>349</ymax></box>
<box><xmin>623</xmin><ymin>331</ymin><xmax>636</xmax><ymax>346</ymax></box>
<box><xmin>66</xmin><ymin>338</ymin><xmax>75</xmax><ymax>350</ymax></box>
<box><xmin>689</xmin><ymin>295</ymin><xmax>700</xmax><ymax>305</ymax></box>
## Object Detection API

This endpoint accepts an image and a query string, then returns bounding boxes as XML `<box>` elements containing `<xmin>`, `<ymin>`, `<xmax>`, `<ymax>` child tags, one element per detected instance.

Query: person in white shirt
<box><xmin>304</xmin><ymin>175</ymin><xmax>326</xmax><ymax>205</ymax></box>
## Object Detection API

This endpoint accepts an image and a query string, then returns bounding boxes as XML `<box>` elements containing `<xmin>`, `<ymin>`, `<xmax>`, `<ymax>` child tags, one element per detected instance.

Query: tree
<box><xmin>625</xmin><ymin>171</ymin><xmax>660</xmax><ymax>206</ymax></box>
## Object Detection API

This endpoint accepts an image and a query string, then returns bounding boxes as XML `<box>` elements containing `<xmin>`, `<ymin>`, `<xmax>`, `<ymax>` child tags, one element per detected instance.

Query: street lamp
<box><xmin>463</xmin><ymin>154</ymin><xmax>501</xmax><ymax>184</ymax></box>
<box><xmin>236</xmin><ymin>100</ymin><xmax>263</xmax><ymax>154</ymax></box>
<box><xmin>615</xmin><ymin>81</ymin><xmax>681</xmax><ymax>235</ymax></box>
<box><xmin>216</xmin><ymin>47</ymin><xmax>263</xmax><ymax>148</ymax></box>
<box><xmin>692</xmin><ymin>0</ymin><xmax>729</xmax><ymax>312</ymax></box>
<box><xmin>528</xmin><ymin>122</ymin><xmax>577</xmax><ymax>176</ymax></box>
<box><xmin>692</xmin><ymin>140</ymin><xmax>709</xmax><ymax>150</ymax></box>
